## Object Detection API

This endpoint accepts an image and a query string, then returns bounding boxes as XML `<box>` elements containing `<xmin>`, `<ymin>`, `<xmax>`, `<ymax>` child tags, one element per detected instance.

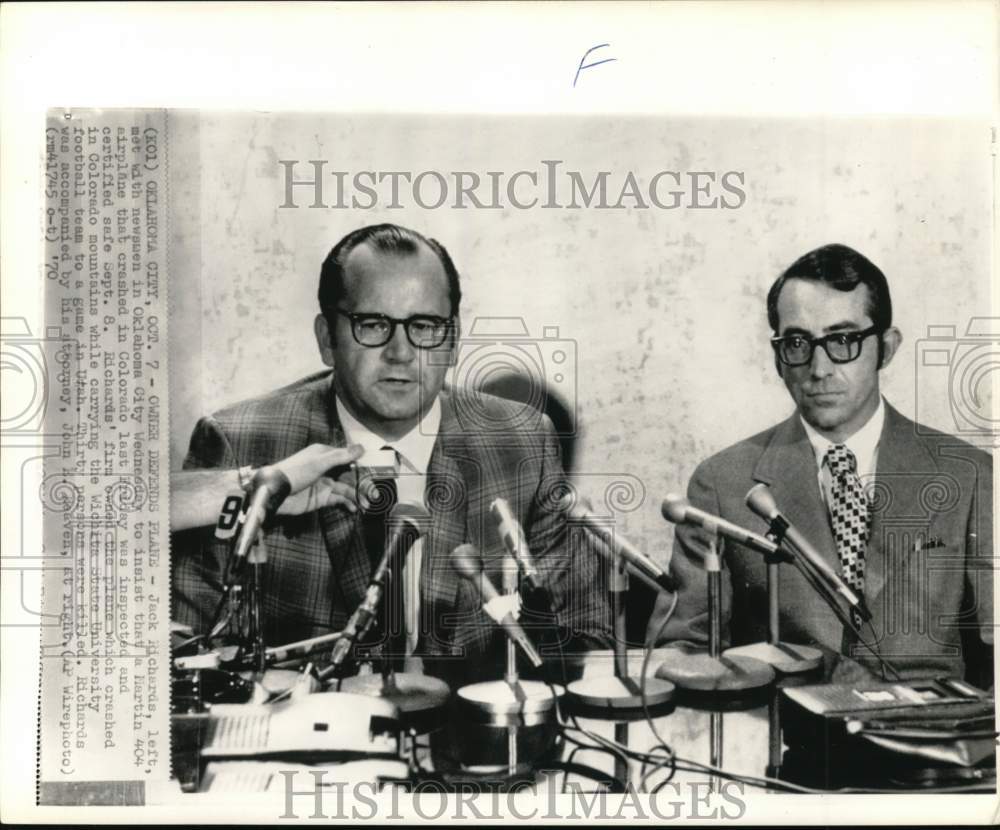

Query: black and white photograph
<box><xmin>1</xmin><ymin>2</ymin><xmax>997</xmax><ymax>824</ymax></box>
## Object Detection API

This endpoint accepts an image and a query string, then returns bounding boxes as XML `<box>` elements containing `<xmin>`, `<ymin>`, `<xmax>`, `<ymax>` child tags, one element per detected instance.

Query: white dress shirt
<box><xmin>801</xmin><ymin>396</ymin><xmax>885</xmax><ymax>509</ymax></box>
<box><xmin>335</xmin><ymin>398</ymin><xmax>441</xmax><ymax>664</ymax></box>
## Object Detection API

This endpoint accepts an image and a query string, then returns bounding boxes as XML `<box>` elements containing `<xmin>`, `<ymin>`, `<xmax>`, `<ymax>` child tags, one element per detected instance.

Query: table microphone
<box><xmin>233</xmin><ymin>467</ymin><xmax>292</xmax><ymax>560</ymax></box>
<box><xmin>745</xmin><ymin>483</ymin><xmax>871</xmax><ymax>620</ymax></box>
<box><xmin>325</xmin><ymin>502</ymin><xmax>429</xmax><ymax>674</ymax></box>
<box><xmin>451</xmin><ymin>544</ymin><xmax>543</xmax><ymax>668</ymax></box>
<box><xmin>559</xmin><ymin>493</ymin><xmax>677</xmax><ymax>593</ymax></box>
<box><xmin>661</xmin><ymin>494</ymin><xmax>781</xmax><ymax>558</ymax></box>
<box><xmin>490</xmin><ymin>498</ymin><xmax>540</xmax><ymax>591</ymax></box>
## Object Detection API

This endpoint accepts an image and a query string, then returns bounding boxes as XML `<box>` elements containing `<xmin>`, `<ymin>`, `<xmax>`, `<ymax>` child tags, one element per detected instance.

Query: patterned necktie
<box><xmin>825</xmin><ymin>444</ymin><xmax>870</xmax><ymax>630</ymax></box>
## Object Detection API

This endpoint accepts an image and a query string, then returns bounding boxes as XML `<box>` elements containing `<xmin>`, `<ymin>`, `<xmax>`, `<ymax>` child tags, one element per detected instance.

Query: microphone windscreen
<box><xmin>489</xmin><ymin>497</ymin><xmax>514</xmax><ymax>525</ymax></box>
<box><xmin>382</xmin><ymin>502</ymin><xmax>430</xmax><ymax>554</ymax></box>
<box><xmin>745</xmin><ymin>483</ymin><xmax>778</xmax><ymax>519</ymax></box>
<box><xmin>661</xmin><ymin>494</ymin><xmax>689</xmax><ymax>524</ymax></box>
<box><xmin>450</xmin><ymin>543</ymin><xmax>481</xmax><ymax>580</ymax></box>
<box><xmin>250</xmin><ymin>467</ymin><xmax>292</xmax><ymax>513</ymax></box>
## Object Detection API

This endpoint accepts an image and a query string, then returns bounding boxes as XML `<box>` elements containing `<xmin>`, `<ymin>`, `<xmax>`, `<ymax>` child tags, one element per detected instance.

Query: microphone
<box><xmin>326</xmin><ymin>501</ymin><xmax>429</xmax><ymax>673</ymax></box>
<box><xmin>450</xmin><ymin>544</ymin><xmax>543</xmax><ymax>668</ymax></box>
<box><xmin>233</xmin><ymin>467</ymin><xmax>292</xmax><ymax>560</ymax></box>
<box><xmin>559</xmin><ymin>493</ymin><xmax>677</xmax><ymax>593</ymax></box>
<box><xmin>337</xmin><ymin>455</ymin><xmax>396</xmax><ymax>512</ymax></box>
<box><xmin>490</xmin><ymin>498</ymin><xmax>540</xmax><ymax>591</ymax></box>
<box><xmin>745</xmin><ymin>483</ymin><xmax>871</xmax><ymax>620</ymax></box>
<box><xmin>661</xmin><ymin>494</ymin><xmax>781</xmax><ymax>558</ymax></box>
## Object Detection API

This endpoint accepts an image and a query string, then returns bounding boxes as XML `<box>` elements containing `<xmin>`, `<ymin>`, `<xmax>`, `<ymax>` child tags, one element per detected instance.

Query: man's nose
<box><xmin>809</xmin><ymin>343</ymin><xmax>835</xmax><ymax>378</ymax></box>
<box><xmin>383</xmin><ymin>323</ymin><xmax>415</xmax><ymax>362</ymax></box>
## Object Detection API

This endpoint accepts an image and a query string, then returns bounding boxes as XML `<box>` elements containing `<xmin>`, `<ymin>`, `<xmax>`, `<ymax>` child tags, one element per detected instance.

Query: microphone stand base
<box><xmin>451</xmin><ymin>679</ymin><xmax>563</xmax><ymax>769</ymax></box>
<box><xmin>338</xmin><ymin>672</ymin><xmax>450</xmax><ymax>734</ymax></box>
<box><xmin>565</xmin><ymin>676</ymin><xmax>676</xmax><ymax>720</ymax></box>
<box><xmin>653</xmin><ymin>646</ymin><xmax>775</xmax><ymax>705</ymax></box>
<box><xmin>723</xmin><ymin>642</ymin><xmax>823</xmax><ymax>675</ymax></box>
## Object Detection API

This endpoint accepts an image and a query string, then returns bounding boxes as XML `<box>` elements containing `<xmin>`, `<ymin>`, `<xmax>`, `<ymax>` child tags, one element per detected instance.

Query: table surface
<box><xmin>562</xmin><ymin>648</ymin><xmax>774</xmax><ymax>790</ymax></box>
<box><xmin>174</xmin><ymin>647</ymin><xmax>783</xmax><ymax>795</ymax></box>
<box><xmin>174</xmin><ymin>648</ymin><xmax>992</xmax><ymax>796</ymax></box>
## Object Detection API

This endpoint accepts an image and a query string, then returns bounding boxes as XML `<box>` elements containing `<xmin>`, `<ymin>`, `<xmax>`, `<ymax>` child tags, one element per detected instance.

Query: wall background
<box><xmin>167</xmin><ymin>113</ymin><xmax>993</xmax><ymax>563</ymax></box>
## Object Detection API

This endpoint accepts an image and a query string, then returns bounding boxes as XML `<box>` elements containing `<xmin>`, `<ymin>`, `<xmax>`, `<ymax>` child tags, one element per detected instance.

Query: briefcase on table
<box><xmin>779</xmin><ymin>676</ymin><xmax>996</xmax><ymax>790</ymax></box>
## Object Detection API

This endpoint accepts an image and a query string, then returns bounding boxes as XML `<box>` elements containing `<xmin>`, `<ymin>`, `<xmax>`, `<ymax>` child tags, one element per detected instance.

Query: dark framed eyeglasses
<box><xmin>330</xmin><ymin>308</ymin><xmax>454</xmax><ymax>349</ymax></box>
<box><xmin>770</xmin><ymin>325</ymin><xmax>881</xmax><ymax>367</ymax></box>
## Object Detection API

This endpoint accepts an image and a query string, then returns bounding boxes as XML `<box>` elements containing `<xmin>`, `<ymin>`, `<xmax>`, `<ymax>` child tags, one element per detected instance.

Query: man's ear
<box><xmin>878</xmin><ymin>326</ymin><xmax>902</xmax><ymax>370</ymax></box>
<box><xmin>314</xmin><ymin>313</ymin><xmax>335</xmax><ymax>367</ymax></box>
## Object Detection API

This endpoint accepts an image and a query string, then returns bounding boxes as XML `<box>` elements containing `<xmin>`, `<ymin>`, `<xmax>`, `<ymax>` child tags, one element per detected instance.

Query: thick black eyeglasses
<box><xmin>331</xmin><ymin>308</ymin><xmax>454</xmax><ymax>349</ymax></box>
<box><xmin>771</xmin><ymin>325</ymin><xmax>881</xmax><ymax>367</ymax></box>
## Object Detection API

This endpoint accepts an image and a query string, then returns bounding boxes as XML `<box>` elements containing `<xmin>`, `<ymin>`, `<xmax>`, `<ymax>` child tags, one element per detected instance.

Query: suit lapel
<box><xmin>423</xmin><ymin>392</ymin><xmax>476</xmax><ymax>610</ymax></box>
<box><xmin>864</xmin><ymin>404</ymin><xmax>937</xmax><ymax>609</ymax></box>
<box><xmin>750</xmin><ymin>405</ymin><xmax>938</xmax><ymax>624</ymax></box>
<box><xmin>308</xmin><ymin>375</ymin><xmax>370</xmax><ymax>613</ymax></box>
<box><xmin>752</xmin><ymin>413</ymin><xmax>840</xmax><ymax>568</ymax></box>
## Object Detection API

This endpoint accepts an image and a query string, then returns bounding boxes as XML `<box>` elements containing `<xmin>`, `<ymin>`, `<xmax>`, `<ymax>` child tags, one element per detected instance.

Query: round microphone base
<box><xmin>722</xmin><ymin>641</ymin><xmax>823</xmax><ymax>675</ymax></box>
<box><xmin>654</xmin><ymin>645</ymin><xmax>774</xmax><ymax>706</ymax></box>
<box><xmin>565</xmin><ymin>675</ymin><xmax>675</xmax><ymax>720</ymax></box>
<box><xmin>258</xmin><ymin>668</ymin><xmax>304</xmax><ymax>697</ymax></box>
<box><xmin>457</xmin><ymin>679</ymin><xmax>563</xmax><ymax>723</ymax></box>
<box><xmin>338</xmin><ymin>672</ymin><xmax>450</xmax><ymax>734</ymax></box>
<box><xmin>451</xmin><ymin>679</ymin><xmax>564</xmax><ymax>770</ymax></box>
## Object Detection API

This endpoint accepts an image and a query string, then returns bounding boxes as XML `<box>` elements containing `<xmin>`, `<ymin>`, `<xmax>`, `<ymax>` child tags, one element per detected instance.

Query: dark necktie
<box><xmin>826</xmin><ymin>444</ymin><xmax>871</xmax><ymax>630</ymax></box>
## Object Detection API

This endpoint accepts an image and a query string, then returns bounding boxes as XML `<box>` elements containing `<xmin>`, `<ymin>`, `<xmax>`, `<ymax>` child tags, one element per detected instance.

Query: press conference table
<box><xmin>558</xmin><ymin>648</ymin><xmax>773</xmax><ymax>788</ymax></box>
<box><xmin>174</xmin><ymin>647</ymin><xmax>779</xmax><ymax>796</ymax></box>
<box><xmin>172</xmin><ymin>644</ymin><xmax>998</xmax><ymax>801</ymax></box>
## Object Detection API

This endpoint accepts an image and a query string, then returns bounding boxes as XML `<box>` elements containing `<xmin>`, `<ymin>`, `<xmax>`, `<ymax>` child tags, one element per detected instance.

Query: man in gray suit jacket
<box><xmin>648</xmin><ymin>244</ymin><xmax>993</xmax><ymax>685</ymax></box>
<box><xmin>172</xmin><ymin>224</ymin><xmax>610</xmax><ymax>687</ymax></box>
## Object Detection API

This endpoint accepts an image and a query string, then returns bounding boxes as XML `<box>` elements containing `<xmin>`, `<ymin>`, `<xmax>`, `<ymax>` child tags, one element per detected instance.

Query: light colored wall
<box><xmin>168</xmin><ymin>113</ymin><xmax>992</xmax><ymax>563</ymax></box>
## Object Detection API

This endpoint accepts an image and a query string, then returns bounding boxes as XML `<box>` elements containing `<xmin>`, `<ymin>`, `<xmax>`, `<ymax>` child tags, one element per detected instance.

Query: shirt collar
<box><xmin>800</xmin><ymin>396</ymin><xmax>885</xmax><ymax>476</ymax></box>
<box><xmin>334</xmin><ymin>397</ymin><xmax>441</xmax><ymax>475</ymax></box>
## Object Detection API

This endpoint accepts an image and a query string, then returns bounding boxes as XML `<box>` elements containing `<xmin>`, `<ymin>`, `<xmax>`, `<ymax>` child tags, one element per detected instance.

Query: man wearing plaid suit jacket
<box><xmin>647</xmin><ymin>244</ymin><xmax>994</xmax><ymax>686</ymax></box>
<box><xmin>172</xmin><ymin>224</ymin><xmax>610</xmax><ymax>686</ymax></box>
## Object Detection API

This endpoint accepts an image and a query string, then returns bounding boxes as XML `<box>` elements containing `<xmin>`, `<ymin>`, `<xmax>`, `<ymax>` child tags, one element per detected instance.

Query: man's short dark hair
<box><xmin>318</xmin><ymin>223</ymin><xmax>462</xmax><ymax>318</ymax></box>
<box><xmin>766</xmin><ymin>243</ymin><xmax>892</xmax><ymax>334</ymax></box>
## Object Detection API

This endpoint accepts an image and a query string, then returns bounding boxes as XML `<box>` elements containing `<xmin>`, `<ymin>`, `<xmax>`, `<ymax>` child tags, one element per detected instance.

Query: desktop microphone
<box><xmin>661</xmin><ymin>493</ymin><xmax>781</xmax><ymax>558</ymax></box>
<box><xmin>233</xmin><ymin>467</ymin><xmax>292</xmax><ymax>560</ymax></box>
<box><xmin>451</xmin><ymin>543</ymin><xmax>543</xmax><ymax>668</ymax></box>
<box><xmin>745</xmin><ymin>483</ymin><xmax>871</xmax><ymax>620</ymax></box>
<box><xmin>560</xmin><ymin>493</ymin><xmax>677</xmax><ymax>593</ymax></box>
<box><xmin>326</xmin><ymin>502</ymin><xmax>429</xmax><ymax>673</ymax></box>
<box><xmin>490</xmin><ymin>497</ymin><xmax>540</xmax><ymax>591</ymax></box>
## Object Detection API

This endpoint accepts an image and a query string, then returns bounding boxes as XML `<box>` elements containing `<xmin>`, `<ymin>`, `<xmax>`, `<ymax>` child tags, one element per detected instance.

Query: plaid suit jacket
<box><xmin>171</xmin><ymin>371</ymin><xmax>611</xmax><ymax>678</ymax></box>
<box><xmin>647</xmin><ymin>403</ymin><xmax>994</xmax><ymax>685</ymax></box>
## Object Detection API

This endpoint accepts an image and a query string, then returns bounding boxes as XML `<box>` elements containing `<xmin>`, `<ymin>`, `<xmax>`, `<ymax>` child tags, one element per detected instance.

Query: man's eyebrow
<box><xmin>779</xmin><ymin>326</ymin><xmax>811</xmax><ymax>337</ymax></box>
<box><xmin>352</xmin><ymin>310</ymin><xmax>451</xmax><ymax>319</ymax></box>
<box><xmin>823</xmin><ymin>321</ymin><xmax>866</xmax><ymax>333</ymax></box>
<box><xmin>779</xmin><ymin>321</ymin><xmax>866</xmax><ymax>336</ymax></box>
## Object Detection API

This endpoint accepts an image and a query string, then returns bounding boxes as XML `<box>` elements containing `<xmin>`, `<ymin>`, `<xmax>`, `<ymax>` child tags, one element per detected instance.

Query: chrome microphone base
<box><xmin>337</xmin><ymin>672</ymin><xmax>450</xmax><ymax>734</ymax></box>
<box><xmin>723</xmin><ymin>641</ymin><xmax>823</xmax><ymax>675</ymax></box>
<box><xmin>450</xmin><ymin>679</ymin><xmax>564</xmax><ymax>769</ymax></box>
<box><xmin>654</xmin><ymin>644</ymin><xmax>775</xmax><ymax>702</ymax></box>
<box><xmin>565</xmin><ymin>675</ymin><xmax>675</xmax><ymax>719</ymax></box>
